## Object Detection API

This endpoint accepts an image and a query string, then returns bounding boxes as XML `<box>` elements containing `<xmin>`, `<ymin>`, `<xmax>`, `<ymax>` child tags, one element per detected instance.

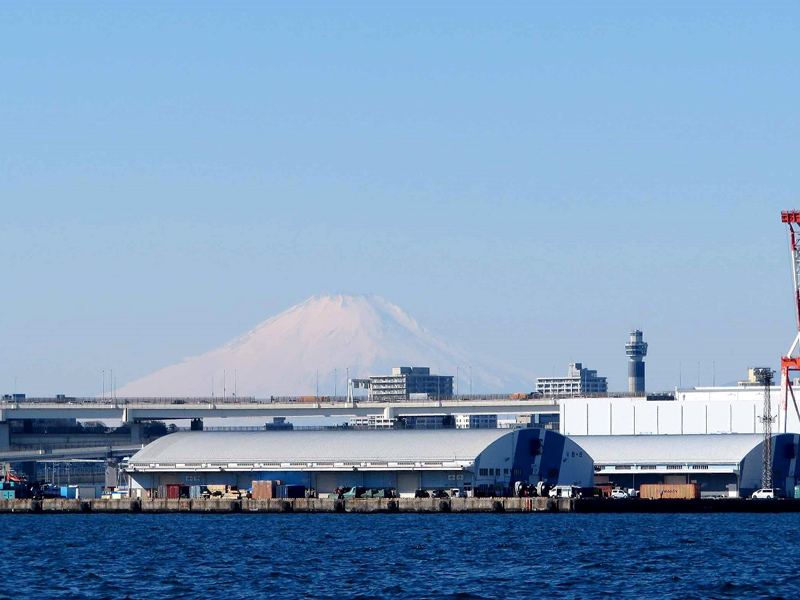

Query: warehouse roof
<box><xmin>570</xmin><ymin>434</ymin><xmax>767</xmax><ymax>465</ymax></box>
<box><xmin>128</xmin><ymin>429</ymin><xmax>517</xmax><ymax>466</ymax></box>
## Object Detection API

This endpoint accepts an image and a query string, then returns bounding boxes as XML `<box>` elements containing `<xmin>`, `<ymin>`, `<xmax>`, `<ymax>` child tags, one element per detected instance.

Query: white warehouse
<box><xmin>125</xmin><ymin>428</ymin><xmax>594</xmax><ymax>498</ymax></box>
<box><xmin>573</xmin><ymin>433</ymin><xmax>800</xmax><ymax>497</ymax></box>
<box><xmin>560</xmin><ymin>386</ymin><xmax>800</xmax><ymax>437</ymax></box>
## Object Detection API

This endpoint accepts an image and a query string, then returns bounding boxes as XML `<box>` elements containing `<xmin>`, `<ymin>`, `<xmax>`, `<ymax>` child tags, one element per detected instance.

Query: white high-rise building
<box><xmin>535</xmin><ymin>362</ymin><xmax>607</xmax><ymax>397</ymax></box>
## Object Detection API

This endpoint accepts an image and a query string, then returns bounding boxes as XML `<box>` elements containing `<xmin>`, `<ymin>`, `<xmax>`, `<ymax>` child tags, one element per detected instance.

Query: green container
<box><xmin>793</xmin><ymin>484</ymin><xmax>800</xmax><ymax>499</ymax></box>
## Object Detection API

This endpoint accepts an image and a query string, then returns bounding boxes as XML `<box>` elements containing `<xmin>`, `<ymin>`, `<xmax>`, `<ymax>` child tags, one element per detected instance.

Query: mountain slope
<box><xmin>116</xmin><ymin>294</ymin><xmax>533</xmax><ymax>397</ymax></box>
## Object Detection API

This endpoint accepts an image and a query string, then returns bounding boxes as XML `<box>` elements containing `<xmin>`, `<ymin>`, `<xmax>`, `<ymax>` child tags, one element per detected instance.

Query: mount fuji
<box><xmin>116</xmin><ymin>294</ymin><xmax>534</xmax><ymax>397</ymax></box>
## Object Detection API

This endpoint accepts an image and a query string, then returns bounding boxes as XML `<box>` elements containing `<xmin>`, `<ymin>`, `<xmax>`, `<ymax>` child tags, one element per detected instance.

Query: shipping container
<box><xmin>76</xmin><ymin>486</ymin><xmax>99</xmax><ymax>499</ymax></box>
<box><xmin>277</xmin><ymin>484</ymin><xmax>305</xmax><ymax>499</ymax></box>
<box><xmin>639</xmin><ymin>483</ymin><xmax>700</xmax><ymax>500</ymax></box>
<box><xmin>60</xmin><ymin>486</ymin><xmax>78</xmax><ymax>499</ymax></box>
<box><xmin>189</xmin><ymin>485</ymin><xmax>207</xmax><ymax>499</ymax></box>
<box><xmin>252</xmin><ymin>480</ymin><xmax>283</xmax><ymax>499</ymax></box>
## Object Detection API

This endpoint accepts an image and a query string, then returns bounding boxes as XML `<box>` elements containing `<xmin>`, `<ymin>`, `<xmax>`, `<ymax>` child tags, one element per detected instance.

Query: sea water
<box><xmin>3</xmin><ymin>513</ymin><xmax>799</xmax><ymax>599</ymax></box>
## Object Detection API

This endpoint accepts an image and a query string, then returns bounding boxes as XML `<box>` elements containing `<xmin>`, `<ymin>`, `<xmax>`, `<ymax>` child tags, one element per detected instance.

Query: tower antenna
<box><xmin>625</xmin><ymin>330</ymin><xmax>648</xmax><ymax>396</ymax></box>
<box><xmin>754</xmin><ymin>367</ymin><xmax>775</xmax><ymax>490</ymax></box>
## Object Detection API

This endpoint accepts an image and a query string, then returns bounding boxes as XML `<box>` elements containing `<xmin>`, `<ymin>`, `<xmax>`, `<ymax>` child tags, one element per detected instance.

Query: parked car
<box><xmin>430</xmin><ymin>490</ymin><xmax>449</xmax><ymax>499</ymax></box>
<box><xmin>751</xmin><ymin>488</ymin><xmax>776</xmax><ymax>499</ymax></box>
<box><xmin>610</xmin><ymin>488</ymin><xmax>629</xmax><ymax>499</ymax></box>
<box><xmin>414</xmin><ymin>489</ymin><xmax>430</xmax><ymax>498</ymax></box>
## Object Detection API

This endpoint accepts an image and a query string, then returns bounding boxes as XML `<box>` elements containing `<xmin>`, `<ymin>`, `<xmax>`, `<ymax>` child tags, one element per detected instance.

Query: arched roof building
<box><xmin>573</xmin><ymin>433</ymin><xmax>800</xmax><ymax>496</ymax></box>
<box><xmin>126</xmin><ymin>428</ymin><xmax>594</xmax><ymax>498</ymax></box>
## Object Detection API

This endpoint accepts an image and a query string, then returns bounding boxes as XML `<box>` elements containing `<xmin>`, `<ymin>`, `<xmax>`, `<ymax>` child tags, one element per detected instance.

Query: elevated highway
<box><xmin>0</xmin><ymin>396</ymin><xmax>560</xmax><ymax>422</ymax></box>
<box><xmin>0</xmin><ymin>396</ymin><xmax>560</xmax><ymax>462</ymax></box>
<box><xmin>0</xmin><ymin>444</ymin><xmax>142</xmax><ymax>463</ymax></box>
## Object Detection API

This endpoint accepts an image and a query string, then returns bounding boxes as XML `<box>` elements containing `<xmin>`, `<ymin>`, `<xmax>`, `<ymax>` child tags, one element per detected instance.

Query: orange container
<box><xmin>639</xmin><ymin>483</ymin><xmax>700</xmax><ymax>500</ymax></box>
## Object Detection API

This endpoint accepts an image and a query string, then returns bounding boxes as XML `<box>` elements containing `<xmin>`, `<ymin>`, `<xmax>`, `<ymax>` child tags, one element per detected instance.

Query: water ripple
<box><xmin>0</xmin><ymin>513</ymin><xmax>796</xmax><ymax>598</ymax></box>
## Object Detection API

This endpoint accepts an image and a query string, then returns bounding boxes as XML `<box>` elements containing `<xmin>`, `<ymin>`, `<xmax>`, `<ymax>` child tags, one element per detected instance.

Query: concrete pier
<box><xmin>1</xmin><ymin>497</ymin><xmax>800</xmax><ymax>513</ymax></box>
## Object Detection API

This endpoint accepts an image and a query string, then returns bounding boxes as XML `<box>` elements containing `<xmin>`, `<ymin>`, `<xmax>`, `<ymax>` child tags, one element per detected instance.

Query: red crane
<box><xmin>780</xmin><ymin>211</ymin><xmax>800</xmax><ymax>431</ymax></box>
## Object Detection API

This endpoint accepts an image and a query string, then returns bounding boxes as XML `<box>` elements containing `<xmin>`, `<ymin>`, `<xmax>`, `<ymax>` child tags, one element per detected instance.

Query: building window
<box><xmin>480</xmin><ymin>468</ymin><xmax>488</xmax><ymax>476</ymax></box>
<box><xmin>503</xmin><ymin>469</ymin><xmax>509</xmax><ymax>475</ymax></box>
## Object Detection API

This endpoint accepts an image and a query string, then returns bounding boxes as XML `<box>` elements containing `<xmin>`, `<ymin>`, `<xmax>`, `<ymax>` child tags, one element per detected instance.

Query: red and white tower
<box><xmin>780</xmin><ymin>211</ymin><xmax>800</xmax><ymax>430</ymax></box>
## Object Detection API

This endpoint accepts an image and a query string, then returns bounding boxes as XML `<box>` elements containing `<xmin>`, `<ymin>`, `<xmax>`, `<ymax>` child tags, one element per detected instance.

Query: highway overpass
<box><xmin>0</xmin><ymin>396</ymin><xmax>560</xmax><ymax>422</ymax></box>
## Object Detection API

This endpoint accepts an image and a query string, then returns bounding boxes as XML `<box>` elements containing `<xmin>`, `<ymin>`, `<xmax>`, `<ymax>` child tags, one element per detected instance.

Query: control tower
<box><xmin>625</xmin><ymin>330</ymin><xmax>648</xmax><ymax>395</ymax></box>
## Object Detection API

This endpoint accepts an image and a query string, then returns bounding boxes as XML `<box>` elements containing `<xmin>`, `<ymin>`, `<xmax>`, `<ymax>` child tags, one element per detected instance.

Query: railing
<box><xmin>0</xmin><ymin>391</ymin><xmax>675</xmax><ymax>406</ymax></box>
<box><xmin>0</xmin><ymin>395</ymin><xmax>559</xmax><ymax>406</ymax></box>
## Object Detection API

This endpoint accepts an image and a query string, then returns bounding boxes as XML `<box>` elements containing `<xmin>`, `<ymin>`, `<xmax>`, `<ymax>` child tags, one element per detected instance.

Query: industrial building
<box><xmin>455</xmin><ymin>414</ymin><xmax>498</xmax><ymax>429</ymax></box>
<box><xmin>573</xmin><ymin>433</ymin><xmax>800</xmax><ymax>497</ymax></box>
<box><xmin>402</xmin><ymin>415</ymin><xmax>453</xmax><ymax>429</ymax></box>
<box><xmin>125</xmin><ymin>429</ymin><xmax>594</xmax><ymax>498</ymax></box>
<box><xmin>348</xmin><ymin>415</ymin><xmax>398</xmax><ymax>429</ymax></box>
<box><xmin>536</xmin><ymin>362</ymin><xmax>608</xmax><ymax>397</ymax></box>
<box><xmin>369</xmin><ymin>367</ymin><xmax>453</xmax><ymax>400</ymax></box>
<box><xmin>559</xmin><ymin>384</ymin><xmax>800</xmax><ymax>436</ymax></box>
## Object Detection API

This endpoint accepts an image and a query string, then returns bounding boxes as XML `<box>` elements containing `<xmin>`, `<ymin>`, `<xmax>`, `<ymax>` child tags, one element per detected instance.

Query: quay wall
<box><xmin>0</xmin><ymin>497</ymin><xmax>798</xmax><ymax>513</ymax></box>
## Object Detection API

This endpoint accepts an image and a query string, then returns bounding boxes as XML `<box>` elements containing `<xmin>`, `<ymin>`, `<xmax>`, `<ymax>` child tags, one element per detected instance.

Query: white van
<box><xmin>751</xmin><ymin>488</ymin><xmax>776</xmax><ymax>499</ymax></box>
<box><xmin>548</xmin><ymin>485</ymin><xmax>580</xmax><ymax>499</ymax></box>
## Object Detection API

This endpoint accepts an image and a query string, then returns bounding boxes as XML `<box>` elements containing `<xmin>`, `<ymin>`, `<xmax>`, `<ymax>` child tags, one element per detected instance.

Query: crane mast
<box><xmin>780</xmin><ymin>211</ymin><xmax>800</xmax><ymax>431</ymax></box>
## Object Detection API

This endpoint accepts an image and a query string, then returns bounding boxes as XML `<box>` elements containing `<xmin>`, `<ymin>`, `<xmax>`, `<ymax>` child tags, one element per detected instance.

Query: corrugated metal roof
<box><xmin>128</xmin><ymin>429</ymin><xmax>513</xmax><ymax>465</ymax></box>
<box><xmin>570</xmin><ymin>434</ymin><xmax>764</xmax><ymax>464</ymax></box>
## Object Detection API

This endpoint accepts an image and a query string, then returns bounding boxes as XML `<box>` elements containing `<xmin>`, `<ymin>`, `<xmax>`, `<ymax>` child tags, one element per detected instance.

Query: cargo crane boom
<box><xmin>780</xmin><ymin>211</ymin><xmax>800</xmax><ymax>431</ymax></box>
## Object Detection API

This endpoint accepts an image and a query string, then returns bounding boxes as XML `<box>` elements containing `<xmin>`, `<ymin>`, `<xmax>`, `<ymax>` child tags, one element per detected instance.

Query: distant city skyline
<box><xmin>1</xmin><ymin>2</ymin><xmax>798</xmax><ymax>396</ymax></box>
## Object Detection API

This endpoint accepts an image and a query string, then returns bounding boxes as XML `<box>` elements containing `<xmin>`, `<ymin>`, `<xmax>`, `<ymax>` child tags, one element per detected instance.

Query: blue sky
<box><xmin>1</xmin><ymin>1</ymin><xmax>798</xmax><ymax>395</ymax></box>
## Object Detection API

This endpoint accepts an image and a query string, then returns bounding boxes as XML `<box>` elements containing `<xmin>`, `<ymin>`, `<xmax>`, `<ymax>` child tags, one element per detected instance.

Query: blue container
<box><xmin>60</xmin><ymin>486</ymin><xmax>77</xmax><ymax>499</ymax></box>
<box><xmin>277</xmin><ymin>484</ymin><xmax>305</xmax><ymax>499</ymax></box>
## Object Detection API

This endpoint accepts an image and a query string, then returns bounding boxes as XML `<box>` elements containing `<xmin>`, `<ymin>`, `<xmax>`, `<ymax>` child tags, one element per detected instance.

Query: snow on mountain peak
<box><xmin>116</xmin><ymin>294</ymin><xmax>533</xmax><ymax>397</ymax></box>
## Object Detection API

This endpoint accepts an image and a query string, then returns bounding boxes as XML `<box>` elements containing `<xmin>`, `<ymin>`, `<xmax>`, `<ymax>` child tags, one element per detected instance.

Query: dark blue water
<box><xmin>2</xmin><ymin>513</ymin><xmax>798</xmax><ymax>599</ymax></box>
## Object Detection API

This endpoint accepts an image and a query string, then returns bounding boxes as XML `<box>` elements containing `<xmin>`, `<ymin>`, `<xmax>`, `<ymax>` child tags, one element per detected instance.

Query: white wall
<box><xmin>561</xmin><ymin>386</ymin><xmax>800</xmax><ymax>436</ymax></box>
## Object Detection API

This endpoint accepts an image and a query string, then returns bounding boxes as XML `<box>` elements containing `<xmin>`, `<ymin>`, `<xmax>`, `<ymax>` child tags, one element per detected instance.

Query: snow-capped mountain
<box><xmin>116</xmin><ymin>294</ymin><xmax>534</xmax><ymax>397</ymax></box>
